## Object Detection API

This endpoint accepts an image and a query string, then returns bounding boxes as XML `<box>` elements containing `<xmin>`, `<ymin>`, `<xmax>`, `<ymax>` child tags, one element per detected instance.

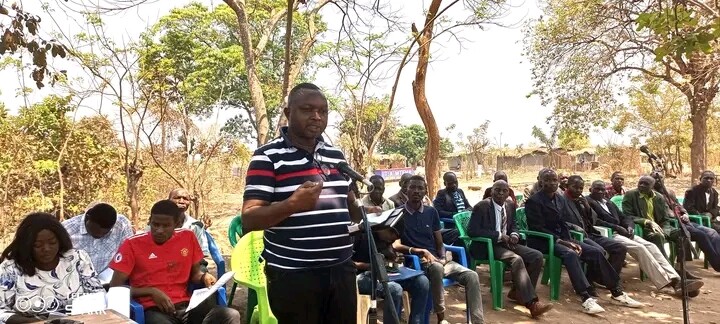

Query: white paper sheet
<box><xmin>70</xmin><ymin>292</ymin><xmax>107</xmax><ymax>315</ymax></box>
<box><xmin>97</xmin><ymin>268</ymin><xmax>114</xmax><ymax>284</ymax></box>
<box><xmin>106</xmin><ymin>286</ymin><xmax>131</xmax><ymax>318</ymax></box>
<box><xmin>186</xmin><ymin>271</ymin><xmax>235</xmax><ymax>312</ymax></box>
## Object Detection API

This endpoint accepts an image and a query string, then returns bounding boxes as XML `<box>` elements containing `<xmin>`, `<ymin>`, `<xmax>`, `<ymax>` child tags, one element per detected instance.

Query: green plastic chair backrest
<box><xmin>231</xmin><ymin>230</ymin><xmax>265</xmax><ymax>291</ymax></box>
<box><xmin>515</xmin><ymin>207</ymin><xmax>528</xmax><ymax>231</ymax></box>
<box><xmin>515</xmin><ymin>194</ymin><xmax>524</xmax><ymax>204</ymax></box>
<box><xmin>231</xmin><ymin>230</ymin><xmax>277</xmax><ymax>323</ymax></box>
<box><xmin>228</xmin><ymin>215</ymin><xmax>242</xmax><ymax>247</ymax></box>
<box><xmin>610</xmin><ymin>195</ymin><xmax>623</xmax><ymax>210</ymax></box>
<box><xmin>677</xmin><ymin>197</ymin><xmax>684</xmax><ymax>205</ymax></box>
<box><xmin>453</xmin><ymin>211</ymin><xmax>472</xmax><ymax>243</ymax></box>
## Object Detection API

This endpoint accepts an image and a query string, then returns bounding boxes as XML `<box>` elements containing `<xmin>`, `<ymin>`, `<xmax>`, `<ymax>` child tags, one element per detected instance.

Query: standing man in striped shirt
<box><xmin>242</xmin><ymin>83</ymin><xmax>363</xmax><ymax>324</ymax></box>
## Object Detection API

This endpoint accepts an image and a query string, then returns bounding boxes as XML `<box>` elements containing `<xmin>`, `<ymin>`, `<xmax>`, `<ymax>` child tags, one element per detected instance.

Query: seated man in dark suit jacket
<box><xmin>563</xmin><ymin>175</ymin><xmax>628</xmax><ymax>275</ymax></box>
<box><xmin>525</xmin><ymin>170</ymin><xmax>643</xmax><ymax>314</ymax></box>
<box><xmin>468</xmin><ymin>180</ymin><xmax>551</xmax><ymax>318</ymax></box>
<box><xmin>482</xmin><ymin>171</ymin><xmax>517</xmax><ymax>205</ymax></box>
<box><xmin>433</xmin><ymin>172</ymin><xmax>471</xmax><ymax>219</ymax></box>
<box><xmin>684</xmin><ymin>170</ymin><xmax>720</xmax><ymax>232</ymax></box>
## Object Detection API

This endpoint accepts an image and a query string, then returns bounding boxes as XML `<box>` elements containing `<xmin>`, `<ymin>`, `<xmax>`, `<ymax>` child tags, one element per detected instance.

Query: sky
<box><xmin>0</xmin><ymin>0</ymin><xmax>624</xmax><ymax>150</ymax></box>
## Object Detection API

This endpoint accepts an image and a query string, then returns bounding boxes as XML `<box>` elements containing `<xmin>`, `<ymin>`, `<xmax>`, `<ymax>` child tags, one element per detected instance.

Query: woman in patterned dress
<box><xmin>0</xmin><ymin>212</ymin><xmax>104</xmax><ymax>323</ymax></box>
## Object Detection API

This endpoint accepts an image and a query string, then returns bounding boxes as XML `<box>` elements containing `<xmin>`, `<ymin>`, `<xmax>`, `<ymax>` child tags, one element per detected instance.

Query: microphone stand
<box><xmin>354</xmin><ymin>188</ymin><xmax>401</xmax><ymax>324</ymax></box>
<box><xmin>646</xmin><ymin>153</ymin><xmax>690</xmax><ymax>324</ymax></box>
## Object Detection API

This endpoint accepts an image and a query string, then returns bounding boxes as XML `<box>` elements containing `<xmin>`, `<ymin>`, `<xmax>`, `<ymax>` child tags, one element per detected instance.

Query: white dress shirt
<box><xmin>492</xmin><ymin>200</ymin><xmax>518</xmax><ymax>242</ymax></box>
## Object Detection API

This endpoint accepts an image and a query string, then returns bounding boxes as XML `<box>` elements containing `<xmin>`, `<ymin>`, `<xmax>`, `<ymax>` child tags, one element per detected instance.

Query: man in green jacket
<box><xmin>623</xmin><ymin>175</ymin><xmax>720</xmax><ymax>273</ymax></box>
<box><xmin>622</xmin><ymin>176</ymin><xmax>675</xmax><ymax>255</ymax></box>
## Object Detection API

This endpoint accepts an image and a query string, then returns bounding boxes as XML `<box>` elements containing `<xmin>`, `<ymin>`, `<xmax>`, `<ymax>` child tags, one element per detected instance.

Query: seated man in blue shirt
<box><xmin>395</xmin><ymin>175</ymin><xmax>484</xmax><ymax>324</ymax></box>
<box><xmin>62</xmin><ymin>202</ymin><xmax>134</xmax><ymax>285</ymax></box>
<box><xmin>353</xmin><ymin>227</ymin><xmax>429</xmax><ymax>324</ymax></box>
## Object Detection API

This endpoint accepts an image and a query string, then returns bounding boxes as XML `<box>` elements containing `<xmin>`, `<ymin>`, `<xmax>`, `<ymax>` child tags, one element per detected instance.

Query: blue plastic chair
<box><xmin>405</xmin><ymin>244</ymin><xmax>470</xmax><ymax>324</ymax></box>
<box><xmin>129</xmin><ymin>231</ymin><xmax>227</xmax><ymax>323</ymax></box>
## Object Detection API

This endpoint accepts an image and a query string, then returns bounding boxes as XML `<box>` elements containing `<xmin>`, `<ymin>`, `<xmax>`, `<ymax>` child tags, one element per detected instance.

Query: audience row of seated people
<box><xmin>363</xmin><ymin>168</ymin><xmax>719</xmax><ymax>322</ymax></box>
<box><xmin>0</xmin><ymin>188</ymin><xmax>241</xmax><ymax>324</ymax></box>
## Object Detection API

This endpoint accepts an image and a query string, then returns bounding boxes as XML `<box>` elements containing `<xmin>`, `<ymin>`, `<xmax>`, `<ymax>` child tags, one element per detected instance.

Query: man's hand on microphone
<box><xmin>288</xmin><ymin>181</ymin><xmax>323</xmax><ymax>212</ymax></box>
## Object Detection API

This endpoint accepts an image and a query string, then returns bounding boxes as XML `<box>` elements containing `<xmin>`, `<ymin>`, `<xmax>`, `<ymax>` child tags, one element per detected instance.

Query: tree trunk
<box><xmin>412</xmin><ymin>0</ymin><xmax>443</xmax><ymax>196</ymax></box>
<box><xmin>275</xmin><ymin>0</ymin><xmax>294</xmax><ymax>133</ymax></box>
<box><xmin>275</xmin><ymin>1</ymin><xmax>327</xmax><ymax>134</ymax></box>
<box><xmin>225</xmin><ymin>0</ymin><xmax>270</xmax><ymax>145</ymax></box>
<box><xmin>689</xmin><ymin>105</ymin><xmax>708</xmax><ymax>183</ymax></box>
<box><xmin>126</xmin><ymin>164</ymin><xmax>142</xmax><ymax>227</ymax></box>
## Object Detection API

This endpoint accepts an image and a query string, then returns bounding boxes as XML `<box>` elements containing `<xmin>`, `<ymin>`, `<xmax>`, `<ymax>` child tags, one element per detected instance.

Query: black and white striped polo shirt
<box><xmin>243</xmin><ymin>127</ymin><xmax>353</xmax><ymax>270</ymax></box>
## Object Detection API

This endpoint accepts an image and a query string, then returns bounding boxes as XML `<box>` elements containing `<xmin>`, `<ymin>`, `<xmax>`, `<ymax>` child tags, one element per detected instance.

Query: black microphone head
<box><xmin>639</xmin><ymin>145</ymin><xmax>649</xmax><ymax>154</ymax></box>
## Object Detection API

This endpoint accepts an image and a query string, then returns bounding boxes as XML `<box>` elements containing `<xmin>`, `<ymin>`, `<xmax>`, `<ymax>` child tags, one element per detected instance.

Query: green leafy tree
<box><xmin>8</xmin><ymin>95</ymin><xmax>120</xmax><ymax>220</ymax></box>
<box><xmin>557</xmin><ymin>128</ymin><xmax>590</xmax><ymax>151</ymax></box>
<box><xmin>531</xmin><ymin>125</ymin><xmax>560</xmax><ymax>167</ymax></box>
<box><xmin>615</xmin><ymin>78</ymin><xmax>691</xmax><ymax>175</ymax></box>
<box><xmin>221</xmin><ymin>0</ymin><xmax>330</xmax><ymax>144</ymax></box>
<box><xmin>380</xmin><ymin>124</ymin><xmax>453</xmax><ymax>166</ymax></box>
<box><xmin>139</xmin><ymin>2</ymin><xmax>327</xmax><ymax>145</ymax></box>
<box><xmin>337</xmin><ymin>96</ymin><xmax>398</xmax><ymax>172</ymax></box>
<box><xmin>456</xmin><ymin>121</ymin><xmax>491</xmax><ymax>169</ymax></box>
<box><xmin>526</xmin><ymin>0</ymin><xmax>720</xmax><ymax>180</ymax></box>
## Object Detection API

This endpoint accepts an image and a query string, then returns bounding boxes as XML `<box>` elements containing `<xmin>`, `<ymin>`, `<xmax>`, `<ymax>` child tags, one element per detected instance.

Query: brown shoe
<box><xmin>528</xmin><ymin>301</ymin><xmax>553</xmax><ymax>318</ymax></box>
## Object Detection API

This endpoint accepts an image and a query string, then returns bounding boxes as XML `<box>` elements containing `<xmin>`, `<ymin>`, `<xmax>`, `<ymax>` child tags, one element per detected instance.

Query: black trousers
<box><xmin>529</xmin><ymin>238</ymin><xmax>620</xmax><ymax>295</ymax></box>
<box><xmin>581</xmin><ymin>238</ymin><xmax>622</xmax><ymax>289</ymax></box>
<box><xmin>589</xmin><ymin>234</ymin><xmax>627</xmax><ymax>275</ymax></box>
<box><xmin>494</xmin><ymin>244</ymin><xmax>544</xmax><ymax>305</ymax></box>
<box><xmin>266</xmin><ymin>260</ymin><xmax>357</xmax><ymax>324</ymax></box>
<box><xmin>144</xmin><ymin>296</ymin><xmax>241</xmax><ymax>324</ymax></box>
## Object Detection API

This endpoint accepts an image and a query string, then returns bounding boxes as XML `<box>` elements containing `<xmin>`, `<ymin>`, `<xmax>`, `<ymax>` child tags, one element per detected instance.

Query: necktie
<box><xmin>501</xmin><ymin>205</ymin><xmax>507</xmax><ymax>235</ymax></box>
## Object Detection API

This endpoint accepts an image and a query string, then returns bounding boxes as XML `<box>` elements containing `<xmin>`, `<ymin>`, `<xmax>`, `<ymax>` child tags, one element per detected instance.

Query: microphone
<box><xmin>337</xmin><ymin>162</ymin><xmax>374</xmax><ymax>190</ymax></box>
<box><xmin>639</xmin><ymin>145</ymin><xmax>658</xmax><ymax>159</ymax></box>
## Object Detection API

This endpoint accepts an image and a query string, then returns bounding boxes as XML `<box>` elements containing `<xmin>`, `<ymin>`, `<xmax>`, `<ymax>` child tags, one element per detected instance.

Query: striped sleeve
<box><xmin>244</xmin><ymin>149</ymin><xmax>276</xmax><ymax>201</ymax></box>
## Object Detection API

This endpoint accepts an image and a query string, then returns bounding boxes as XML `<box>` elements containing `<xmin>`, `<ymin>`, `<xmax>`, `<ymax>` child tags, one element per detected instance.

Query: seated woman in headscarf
<box><xmin>0</xmin><ymin>212</ymin><xmax>104</xmax><ymax>323</ymax></box>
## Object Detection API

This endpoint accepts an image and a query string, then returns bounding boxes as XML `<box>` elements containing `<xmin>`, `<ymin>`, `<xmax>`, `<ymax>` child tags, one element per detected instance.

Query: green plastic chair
<box><xmin>228</xmin><ymin>214</ymin><xmax>243</xmax><ymax>247</ymax></box>
<box><xmin>454</xmin><ymin>211</ymin><xmax>509</xmax><ymax>310</ymax></box>
<box><xmin>515</xmin><ymin>194</ymin><xmax>524</xmax><ymax>205</ymax></box>
<box><xmin>227</xmin><ymin>215</ymin><xmax>244</xmax><ymax>307</ymax></box>
<box><xmin>610</xmin><ymin>195</ymin><xmax>624</xmax><ymax>211</ymax></box>
<box><xmin>515</xmin><ymin>207</ymin><xmax>584</xmax><ymax>301</ymax></box>
<box><xmin>231</xmin><ymin>231</ymin><xmax>277</xmax><ymax>324</ymax></box>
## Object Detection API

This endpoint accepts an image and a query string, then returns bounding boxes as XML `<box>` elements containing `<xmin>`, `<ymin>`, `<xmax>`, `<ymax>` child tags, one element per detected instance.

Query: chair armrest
<box><xmin>445</xmin><ymin>244</ymin><xmax>468</xmax><ymax>267</ymax></box>
<box><xmin>404</xmin><ymin>254</ymin><xmax>421</xmax><ymax>270</ymax></box>
<box><xmin>519</xmin><ymin>230</ymin><xmax>556</xmax><ymax>257</ymax></box>
<box><xmin>130</xmin><ymin>300</ymin><xmax>145</xmax><ymax>323</ymax></box>
<box><xmin>216</xmin><ymin>286</ymin><xmax>228</xmax><ymax>306</ymax></box>
<box><xmin>688</xmin><ymin>214</ymin><xmax>711</xmax><ymax>228</ymax></box>
<box><xmin>594</xmin><ymin>226</ymin><xmax>613</xmax><ymax>238</ymax></box>
<box><xmin>206</xmin><ymin>232</ymin><xmax>226</xmax><ymax>277</ymax></box>
<box><xmin>459</xmin><ymin>236</ymin><xmax>496</xmax><ymax>262</ymax></box>
<box><xmin>570</xmin><ymin>230</ymin><xmax>585</xmax><ymax>241</ymax></box>
<box><xmin>634</xmin><ymin>223</ymin><xmax>644</xmax><ymax>237</ymax></box>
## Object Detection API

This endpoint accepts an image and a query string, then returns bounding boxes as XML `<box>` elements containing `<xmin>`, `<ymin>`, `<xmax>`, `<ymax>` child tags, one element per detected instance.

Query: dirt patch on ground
<box><xmin>222</xmin><ymin>258</ymin><xmax>720</xmax><ymax>324</ymax></box>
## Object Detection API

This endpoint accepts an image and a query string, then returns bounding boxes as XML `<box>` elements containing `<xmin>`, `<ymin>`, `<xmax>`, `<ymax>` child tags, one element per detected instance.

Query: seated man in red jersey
<box><xmin>109</xmin><ymin>200</ymin><xmax>240</xmax><ymax>324</ymax></box>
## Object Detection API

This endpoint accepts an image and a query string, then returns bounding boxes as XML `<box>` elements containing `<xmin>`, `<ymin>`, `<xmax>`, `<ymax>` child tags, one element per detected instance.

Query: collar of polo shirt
<box><xmin>280</xmin><ymin>126</ymin><xmax>327</xmax><ymax>151</ymax></box>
